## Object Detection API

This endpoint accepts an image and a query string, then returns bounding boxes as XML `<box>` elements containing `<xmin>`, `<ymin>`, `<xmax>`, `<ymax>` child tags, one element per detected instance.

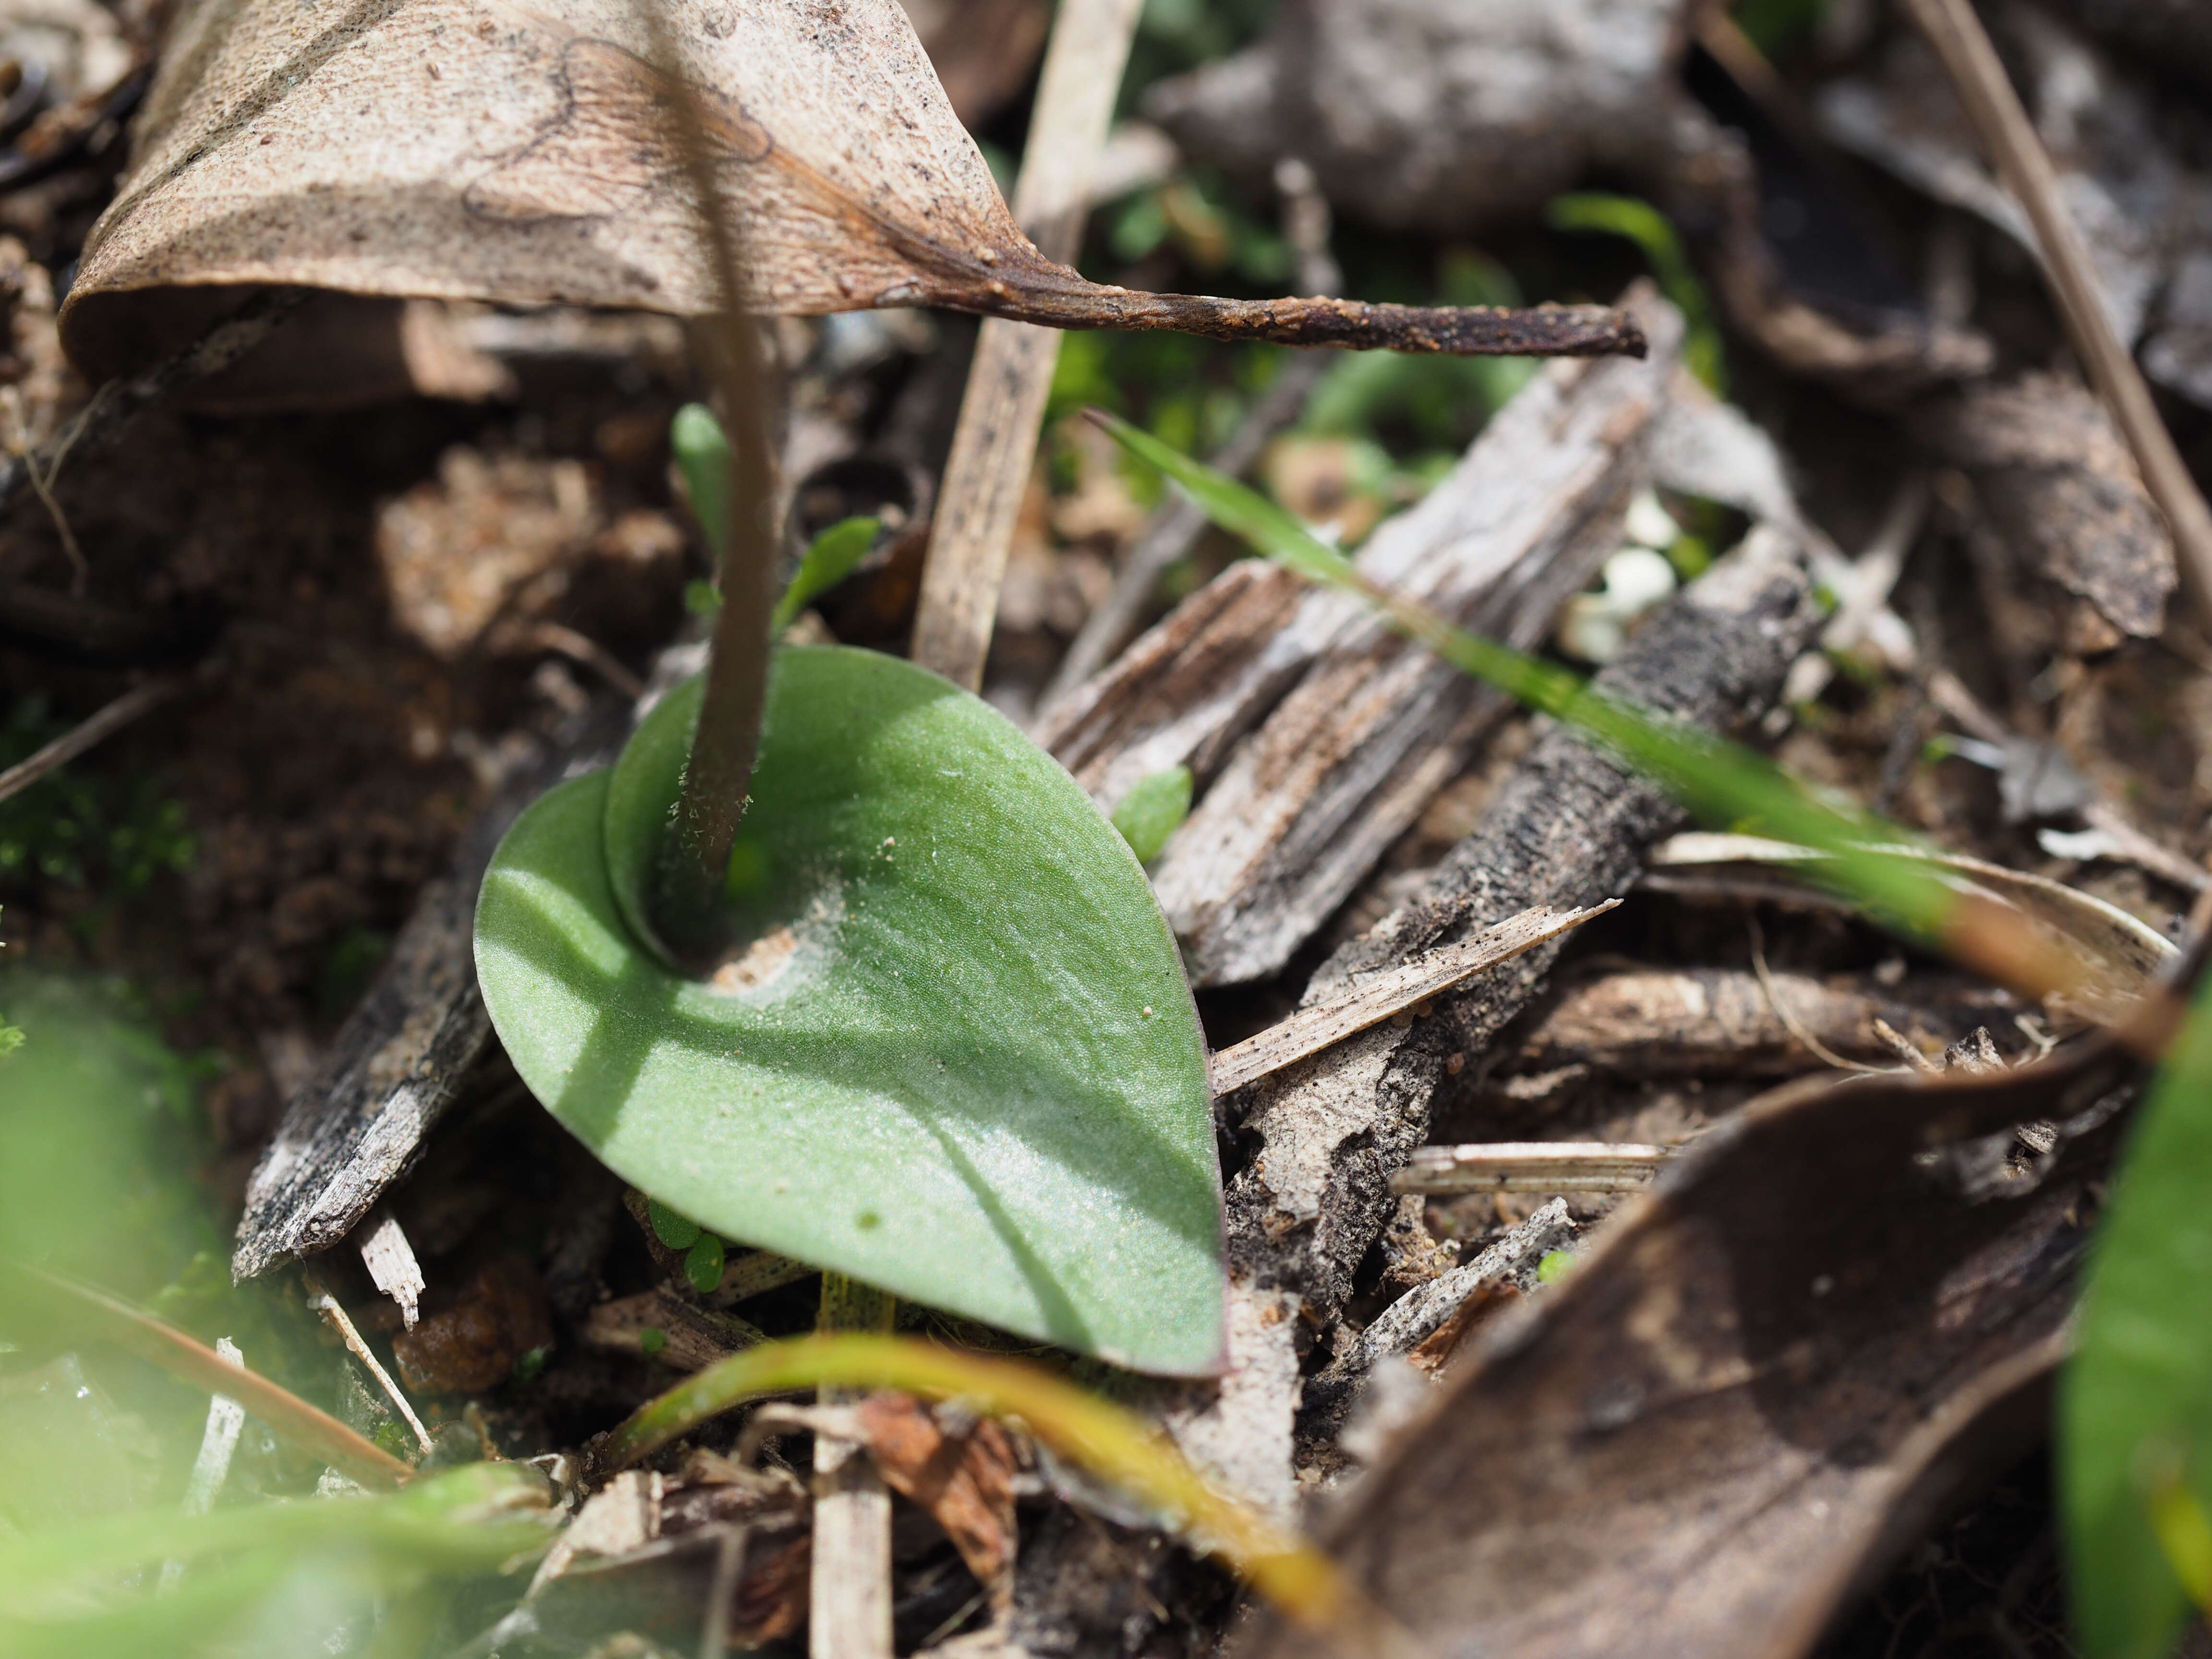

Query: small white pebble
<box><xmin>1623</xmin><ymin>487</ymin><xmax>1681</xmax><ymax>551</ymax></box>
<box><xmin>1601</xmin><ymin>545</ymin><xmax>1679</xmax><ymax>614</ymax></box>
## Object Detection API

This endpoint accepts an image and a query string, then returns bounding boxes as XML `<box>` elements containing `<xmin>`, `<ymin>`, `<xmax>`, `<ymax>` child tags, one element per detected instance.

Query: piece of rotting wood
<box><xmin>1044</xmin><ymin>285</ymin><xmax>1683</xmax><ymax>987</ymax></box>
<box><xmin>1230</xmin><ymin>517</ymin><xmax>1823</xmax><ymax>1334</ymax></box>
<box><xmin>1207</xmin><ymin>902</ymin><xmax>1617</xmax><ymax>1097</ymax></box>
<box><xmin>357</xmin><ymin>1210</ymin><xmax>427</xmax><ymax>1331</ymax></box>
<box><xmin>1393</xmin><ymin>1142</ymin><xmax>1670</xmax><ymax>1196</ymax></box>
<box><xmin>231</xmin><ymin>683</ymin><xmax>632</xmax><ymax>1282</ymax></box>
<box><xmin>909</xmin><ymin>0</ymin><xmax>1144</xmax><ymax>688</ymax></box>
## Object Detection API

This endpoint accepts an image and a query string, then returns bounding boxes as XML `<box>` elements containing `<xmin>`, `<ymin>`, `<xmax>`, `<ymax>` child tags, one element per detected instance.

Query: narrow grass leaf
<box><xmin>1091</xmin><ymin>411</ymin><xmax>1958</xmax><ymax>942</ymax></box>
<box><xmin>2062</xmin><ymin>964</ymin><xmax>2212</xmax><ymax>1659</ymax></box>
<box><xmin>601</xmin><ymin>1332</ymin><xmax>1359</xmax><ymax>1632</ymax></box>
<box><xmin>10</xmin><ymin>1266</ymin><xmax>414</xmax><ymax>1489</ymax></box>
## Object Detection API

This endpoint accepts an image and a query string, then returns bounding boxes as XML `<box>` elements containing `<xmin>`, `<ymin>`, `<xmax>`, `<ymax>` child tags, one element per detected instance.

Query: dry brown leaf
<box><xmin>855</xmin><ymin>1391</ymin><xmax>1019</xmax><ymax>1604</ymax></box>
<box><xmin>1246</xmin><ymin>1031</ymin><xmax>2148</xmax><ymax>1659</ymax></box>
<box><xmin>58</xmin><ymin>0</ymin><xmax>1640</xmax><ymax>382</ymax></box>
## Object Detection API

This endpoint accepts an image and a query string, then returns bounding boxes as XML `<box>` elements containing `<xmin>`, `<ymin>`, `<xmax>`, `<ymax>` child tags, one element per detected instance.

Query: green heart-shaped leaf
<box><xmin>475</xmin><ymin>646</ymin><xmax>1224</xmax><ymax>1375</ymax></box>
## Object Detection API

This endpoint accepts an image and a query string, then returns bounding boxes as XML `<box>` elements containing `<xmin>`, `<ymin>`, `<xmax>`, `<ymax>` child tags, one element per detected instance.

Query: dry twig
<box><xmin>1899</xmin><ymin>0</ymin><xmax>2212</xmax><ymax>625</ymax></box>
<box><xmin>910</xmin><ymin>0</ymin><xmax>1146</xmax><ymax>688</ymax></box>
<box><xmin>1208</xmin><ymin>902</ymin><xmax>1616</xmax><ymax>1096</ymax></box>
<box><xmin>0</xmin><ymin>677</ymin><xmax>185</xmax><ymax>809</ymax></box>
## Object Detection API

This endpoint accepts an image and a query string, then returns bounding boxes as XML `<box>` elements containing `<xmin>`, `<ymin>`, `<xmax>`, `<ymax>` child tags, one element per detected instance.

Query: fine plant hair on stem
<box><xmin>637</xmin><ymin>0</ymin><xmax>779</xmax><ymax>969</ymax></box>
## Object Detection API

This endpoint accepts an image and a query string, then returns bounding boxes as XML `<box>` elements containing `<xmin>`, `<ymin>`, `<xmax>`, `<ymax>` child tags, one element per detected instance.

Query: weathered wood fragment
<box><xmin>1043</xmin><ymin>286</ymin><xmax>1682</xmax><ymax>986</ymax></box>
<box><xmin>1917</xmin><ymin>372</ymin><xmax>2176</xmax><ymax>642</ymax></box>
<box><xmin>1392</xmin><ymin>1143</ymin><xmax>1670</xmax><ymax>1197</ymax></box>
<box><xmin>1504</xmin><ymin>966</ymin><xmax>1951</xmax><ymax>1079</ymax></box>
<box><xmin>230</xmin><ymin>688</ymin><xmax>630</xmax><ymax>1281</ymax></box>
<box><xmin>1229</xmin><ymin>521</ymin><xmax>1822</xmax><ymax>1334</ymax></box>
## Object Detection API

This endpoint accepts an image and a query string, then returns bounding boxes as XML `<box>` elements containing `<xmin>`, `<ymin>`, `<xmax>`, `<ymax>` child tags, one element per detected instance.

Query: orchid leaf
<box><xmin>475</xmin><ymin>646</ymin><xmax>1224</xmax><ymax>1375</ymax></box>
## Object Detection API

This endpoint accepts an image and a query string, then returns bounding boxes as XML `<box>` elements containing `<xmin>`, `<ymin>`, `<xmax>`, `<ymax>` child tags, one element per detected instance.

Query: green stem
<box><xmin>637</xmin><ymin>3</ymin><xmax>780</xmax><ymax>971</ymax></box>
<box><xmin>817</xmin><ymin>1272</ymin><xmax>897</xmax><ymax>1339</ymax></box>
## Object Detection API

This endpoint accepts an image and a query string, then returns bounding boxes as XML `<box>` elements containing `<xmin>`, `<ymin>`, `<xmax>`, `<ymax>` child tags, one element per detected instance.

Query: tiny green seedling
<box><xmin>1112</xmin><ymin>766</ymin><xmax>1194</xmax><ymax>865</ymax></box>
<box><xmin>471</xmin><ymin>409</ymin><xmax>1225</xmax><ymax>1376</ymax></box>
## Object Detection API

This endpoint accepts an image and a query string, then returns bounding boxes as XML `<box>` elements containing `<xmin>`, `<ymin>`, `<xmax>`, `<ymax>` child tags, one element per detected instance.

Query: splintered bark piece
<box><xmin>230</xmin><ymin>688</ymin><xmax>630</xmax><ymax>1282</ymax></box>
<box><xmin>60</xmin><ymin>0</ymin><xmax>1640</xmax><ymax>388</ymax></box>
<box><xmin>1392</xmin><ymin>1143</ymin><xmax>1670</xmax><ymax>1196</ymax></box>
<box><xmin>1044</xmin><ymin>285</ymin><xmax>1681</xmax><ymax>986</ymax></box>
<box><xmin>1916</xmin><ymin>372</ymin><xmax>2176</xmax><ymax>640</ymax></box>
<box><xmin>910</xmin><ymin>0</ymin><xmax>1142</xmax><ymax>689</ymax></box>
<box><xmin>1228</xmin><ymin>520</ymin><xmax>1823</xmax><ymax>1330</ymax></box>
<box><xmin>1206</xmin><ymin>902</ymin><xmax>1616</xmax><ymax>1097</ymax></box>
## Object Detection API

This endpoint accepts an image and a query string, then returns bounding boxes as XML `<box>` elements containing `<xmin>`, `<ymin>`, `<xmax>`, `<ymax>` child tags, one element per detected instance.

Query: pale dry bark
<box><xmin>1044</xmin><ymin>285</ymin><xmax>1683</xmax><ymax>987</ymax></box>
<box><xmin>230</xmin><ymin>685</ymin><xmax>630</xmax><ymax>1280</ymax></box>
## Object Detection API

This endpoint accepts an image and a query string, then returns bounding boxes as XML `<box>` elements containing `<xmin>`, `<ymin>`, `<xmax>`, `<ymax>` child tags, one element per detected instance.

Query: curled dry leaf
<box><xmin>854</xmin><ymin>1392</ymin><xmax>1020</xmax><ymax>1603</ymax></box>
<box><xmin>58</xmin><ymin>0</ymin><xmax>1641</xmax><ymax>382</ymax></box>
<box><xmin>1248</xmin><ymin>1029</ymin><xmax>2150</xmax><ymax>1659</ymax></box>
<box><xmin>1649</xmin><ymin>832</ymin><xmax>2179</xmax><ymax>1029</ymax></box>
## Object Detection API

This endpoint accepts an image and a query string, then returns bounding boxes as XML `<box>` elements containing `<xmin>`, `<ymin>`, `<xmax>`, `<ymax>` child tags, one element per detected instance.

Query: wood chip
<box><xmin>1207</xmin><ymin>902</ymin><xmax>1617</xmax><ymax>1096</ymax></box>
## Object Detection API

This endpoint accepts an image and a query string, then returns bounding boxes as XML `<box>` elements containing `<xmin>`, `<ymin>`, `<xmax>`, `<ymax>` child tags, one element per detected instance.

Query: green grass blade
<box><xmin>2062</xmin><ymin>965</ymin><xmax>2212</xmax><ymax>1659</ymax></box>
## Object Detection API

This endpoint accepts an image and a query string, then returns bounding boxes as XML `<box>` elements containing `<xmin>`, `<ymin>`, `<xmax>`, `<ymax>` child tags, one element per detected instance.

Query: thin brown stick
<box><xmin>304</xmin><ymin>1274</ymin><xmax>434</xmax><ymax>1457</ymax></box>
<box><xmin>637</xmin><ymin>6</ymin><xmax>779</xmax><ymax>968</ymax></box>
<box><xmin>909</xmin><ymin>0</ymin><xmax>1147</xmax><ymax>690</ymax></box>
<box><xmin>1899</xmin><ymin>0</ymin><xmax>2212</xmax><ymax>626</ymax></box>
<box><xmin>0</xmin><ymin>676</ymin><xmax>183</xmax><ymax>808</ymax></box>
<box><xmin>1746</xmin><ymin>913</ymin><xmax>1889</xmax><ymax>1075</ymax></box>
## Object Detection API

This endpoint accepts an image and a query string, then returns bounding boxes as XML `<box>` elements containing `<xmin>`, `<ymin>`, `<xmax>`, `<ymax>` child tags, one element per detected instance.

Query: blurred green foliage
<box><xmin>1547</xmin><ymin>193</ymin><xmax>1727</xmax><ymax>393</ymax></box>
<box><xmin>0</xmin><ymin>697</ymin><xmax>192</xmax><ymax>894</ymax></box>
<box><xmin>1121</xmin><ymin>0</ymin><xmax>1278</xmax><ymax>114</ymax></box>
<box><xmin>1734</xmin><ymin>0</ymin><xmax>1835</xmax><ymax>57</ymax></box>
<box><xmin>0</xmin><ymin>968</ymin><xmax>215</xmax><ymax>1298</ymax></box>
<box><xmin>1112</xmin><ymin>765</ymin><xmax>1195</xmax><ymax>864</ymax></box>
